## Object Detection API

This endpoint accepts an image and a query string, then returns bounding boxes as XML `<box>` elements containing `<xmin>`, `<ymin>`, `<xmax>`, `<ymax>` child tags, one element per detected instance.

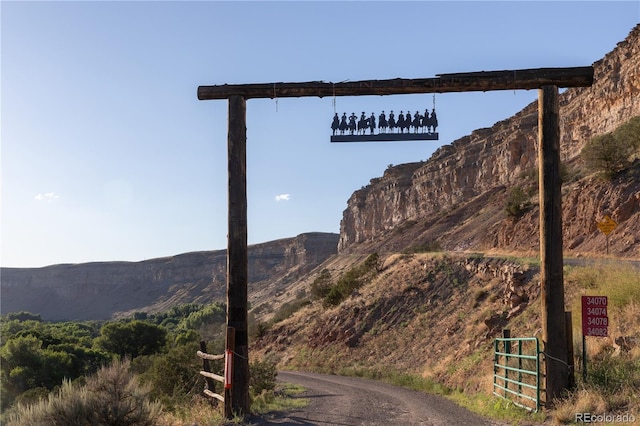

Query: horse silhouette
<box><xmin>388</xmin><ymin>111</ymin><xmax>396</xmax><ymax>133</ymax></box>
<box><xmin>397</xmin><ymin>112</ymin><xmax>406</xmax><ymax>133</ymax></box>
<box><xmin>378</xmin><ymin>112</ymin><xmax>388</xmax><ymax>133</ymax></box>
<box><xmin>411</xmin><ymin>111</ymin><xmax>421</xmax><ymax>133</ymax></box>
<box><xmin>331</xmin><ymin>113</ymin><xmax>340</xmax><ymax>136</ymax></box>
<box><xmin>339</xmin><ymin>113</ymin><xmax>348</xmax><ymax>135</ymax></box>
<box><xmin>423</xmin><ymin>109</ymin><xmax>438</xmax><ymax>133</ymax></box>
<box><xmin>357</xmin><ymin>112</ymin><xmax>369</xmax><ymax>135</ymax></box>
<box><xmin>348</xmin><ymin>113</ymin><xmax>357</xmax><ymax>135</ymax></box>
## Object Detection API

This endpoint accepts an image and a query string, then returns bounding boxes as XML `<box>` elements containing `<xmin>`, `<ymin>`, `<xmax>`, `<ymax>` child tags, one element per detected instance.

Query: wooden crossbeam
<box><xmin>198</xmin><ymin>67</ymin><xmax>593</xmax><ymax>100</ymax></box>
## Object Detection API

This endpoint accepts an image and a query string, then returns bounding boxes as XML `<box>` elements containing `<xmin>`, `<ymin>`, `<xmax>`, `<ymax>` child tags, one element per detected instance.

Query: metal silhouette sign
<box><xmin>331</xmin><ymin>107</ymin><xmax>438</xmax><ymax>142</ymax></box>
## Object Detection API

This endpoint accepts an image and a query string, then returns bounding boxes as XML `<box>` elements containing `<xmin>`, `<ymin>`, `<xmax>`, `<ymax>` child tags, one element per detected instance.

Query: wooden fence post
<box><xmin>200</xmin><ymin>341</ymin><xmax>216</xmax><ymax>397</ymax></box>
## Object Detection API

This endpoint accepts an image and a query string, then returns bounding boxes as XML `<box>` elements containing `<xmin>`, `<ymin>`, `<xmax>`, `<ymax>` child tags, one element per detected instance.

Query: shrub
<box><xmin>6</xmin><ymin>359</ymin><xmax>161</xmax><ymax>426</ymax></box>
<box><xmin>323</xmin><ymin>254</ymin><xmax>380</xmax><ymax>307</ymax></box>
<box><xmin>581</xmin><ymin>116</ymin><xmax>640</xmax><ymax>178</ymax></box>
<box><xmin>505</xmin><ymin>186</ymin><xmax>530</xmax><ymax>218</ymax></box>
<box><xmin>402</xmin><ymin>241</ymin><xmax>442</xmax><ymax>254</ymax></box>
<box><xmin>613</xmin><ymin>116</ymin><xmax>640</xmax><ymax>154</ymax></box>
<box><xmin>249</xmin><ymin>357</ymin><xmax>277</xmax><ymax>397</ymax></box>
<box><xmin>134</xmin><ymin>342</ymin><xmax>203</xmax><ymax>409</ymax></box>
<box><xmin>310</xmin><ymin>269</ymin><xmax>332</xmax><ymax>300</ymax></box>
<box><xmin>270</xmin><ymin>300</ymin><xmax>311</xmax><ymax>324</ymax></box>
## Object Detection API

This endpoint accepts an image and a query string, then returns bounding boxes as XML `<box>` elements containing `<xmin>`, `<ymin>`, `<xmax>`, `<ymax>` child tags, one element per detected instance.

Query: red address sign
<box><xmin>583</xmin><ymin>296</ymin><xmax>608</xmax><ymax>307</ymax></box>
<box><xmin>582</xmin><ymin>296</ymin><xmax>608</xmax><ymax>337</ymax></box>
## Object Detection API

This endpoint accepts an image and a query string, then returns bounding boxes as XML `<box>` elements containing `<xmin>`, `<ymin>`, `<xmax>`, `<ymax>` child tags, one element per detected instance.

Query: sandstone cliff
<box><xmin>0</xmin><ymin>232</ymin><xmax>338</xmax><ymax>321</ymax></box>
<box><xmin>338</xmin><ymin>25</ymin><xmax>640</xmax><ymax>257</ymax></box>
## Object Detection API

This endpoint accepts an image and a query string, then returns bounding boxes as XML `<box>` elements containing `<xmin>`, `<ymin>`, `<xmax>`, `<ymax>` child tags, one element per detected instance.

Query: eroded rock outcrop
<box><xmin>339</xmin><ymin>25</ymin><xmax>640</xmax><ymax>255</ymax></box>
<box><xmin>1</xmin><ymin>232</ymin><xmax>339</xmax><ymax>321</ymax></box>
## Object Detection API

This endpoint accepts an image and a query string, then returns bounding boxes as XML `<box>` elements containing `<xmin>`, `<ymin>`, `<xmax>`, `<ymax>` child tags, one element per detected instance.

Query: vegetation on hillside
<box><xmin>0</xmin><ymin>301</ymin><xmax>283</xmax><ymax>425</ymax></box>
<box><xmin>321</xmin><ymin>253</ymin><xmax>380</xmax><ymax>307</ymax></box>
<box><xmin>252</xmin><ymin>252</ymin><xmax>640</xmax><ymax>424</ymax></box>
<box><xmin>581</xmin><ymin>116</ymin><xmax>640</xmax><ymax>178</ymax></box>
<box><xmin>2</xmin><ymin>118</ymin><xmax>638</xmax><ymax>426</ymax></box>
<box><xmin>504</xmin><ymin>186</ymin><xmax>531</xmax><ymax>218</ymax></box>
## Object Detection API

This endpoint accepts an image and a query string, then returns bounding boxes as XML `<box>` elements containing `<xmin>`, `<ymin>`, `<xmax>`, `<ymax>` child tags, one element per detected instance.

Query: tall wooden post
<box><xmin>538</xmin><ymin>85</ymin><xmax>568</xmax><ymax>406</ymax></box>
<box><xmin>226</xmin><ymin>95</ymin><xmax>250</xmax><ymax>416</ymax></box>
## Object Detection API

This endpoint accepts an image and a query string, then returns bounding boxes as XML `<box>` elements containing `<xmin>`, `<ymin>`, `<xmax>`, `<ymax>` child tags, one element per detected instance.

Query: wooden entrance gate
<box><xmin>197</xmin><ymin>66</ymin><xmax>594</xmax><ymax>417</ymax></box>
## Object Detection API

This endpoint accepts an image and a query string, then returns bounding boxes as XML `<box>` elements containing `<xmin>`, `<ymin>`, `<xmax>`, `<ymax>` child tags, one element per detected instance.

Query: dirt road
<box><xmin>248</xmin><ymin>371</ymin><xmax>506</xmax><ymax>425</ymax></box>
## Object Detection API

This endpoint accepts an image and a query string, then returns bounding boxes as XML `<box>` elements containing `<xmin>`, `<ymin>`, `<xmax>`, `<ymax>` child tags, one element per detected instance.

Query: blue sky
<box><xmin>2</xmin><ymin>1</ymin><xmax>638</xmax><ymax>268</ymax></box>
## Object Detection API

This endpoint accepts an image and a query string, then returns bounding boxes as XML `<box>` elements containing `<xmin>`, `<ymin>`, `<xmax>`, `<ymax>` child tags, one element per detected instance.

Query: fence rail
<box><xmin>197</xmin><ymin>350</ymin><xmax>225</xmax><ymax>361</ymax></box>
<box><xmin>197</xmin><ymin>342</ymin><xmax>226</xmax><ymax>404</ymax></box>
<box><xmin>493</xmin><ymin>336</ymin><xmax>540</xmax><ymax>412</ymax></box>
<box><xmin>196</xmin><ymin>327</ymin><xmax>236</xmax><ymax>418</ymax></box>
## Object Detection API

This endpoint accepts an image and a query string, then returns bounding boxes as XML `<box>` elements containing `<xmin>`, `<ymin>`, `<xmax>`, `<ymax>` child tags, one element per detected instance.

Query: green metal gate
<box><xmin>493</xmin><ymin>337</ymin><xmax>540</xmax><ymax>411</ymax></box>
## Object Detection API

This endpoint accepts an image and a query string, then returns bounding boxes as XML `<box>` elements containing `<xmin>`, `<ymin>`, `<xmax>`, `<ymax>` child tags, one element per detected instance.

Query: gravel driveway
<box><xmin>246</xmin><ymin>371</ymin><xmax>508</xmax><ymax>426</ymax></box>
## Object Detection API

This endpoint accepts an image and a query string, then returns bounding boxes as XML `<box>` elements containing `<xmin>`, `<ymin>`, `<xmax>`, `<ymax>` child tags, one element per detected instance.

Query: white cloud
<box><xmin>274</xmin><ymin>193</ymin><xmax>290</xmax><ymax>202</ymax></box>
<box><xmin>34</xmin><ymin>192</ymin><xmax>60</xmax><ymax>202</ymax></box>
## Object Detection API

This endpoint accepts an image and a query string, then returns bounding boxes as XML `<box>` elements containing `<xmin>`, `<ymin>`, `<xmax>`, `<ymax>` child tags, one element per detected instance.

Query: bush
<box><xmin>613</xmin><ymin>116</ymin><xmax>640</xmax><ymax>154</ymax></box>
<box><xmin>323</xmin><ymin>254</ymin><xmax>380</xmax><ymax>307</ymax></box>
<box><xmin>402</xmin><ymin>241</ymin><xmax>442</xmax><ymax>254</ymax></box>
<box><xmin>249</xmin><ymin>357</ymin><xmax>277</xmax><ymax>397</ymax></box>
<box><xmin>5</xmin><ymin>359</ymin><xmax>161</xmax><ymax>426</ymax></box>
<box><xmin>133</xmin><ymin>342</ymin><xmax>203</xmax><ymax>409</ymax></box>
<box><xmin>310</xmin><ymin>269</ymin><xmax>332</xmax><ymax>300</ymax></box>
<box><xmin>271</xmin><ymin>300</ymin><xmax>311</xmax><ymax>324</ymax></box>
<box><xmin>505</xmin><ymin>186</ymin><xmax>530</xmax><ymax>218</ymax></box>
<box><xmin>581</xmin><ymin>116</ymin><xmax>640</xmax><ymax>178</ymax></box>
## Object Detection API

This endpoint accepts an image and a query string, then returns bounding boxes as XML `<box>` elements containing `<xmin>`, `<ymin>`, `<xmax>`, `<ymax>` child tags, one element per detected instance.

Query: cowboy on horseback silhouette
<box><xmin>348</xmin><ymin>112</ymin><xmax>357</xmax><ymax>135</ymax></box>
<box><xmin>378</xmin><ymin>111</ymin><xmax>388</xmax><ymax>133</ymax></box>
<box><xmin>388</xmin><ymin>110</ymin><xmax>396</xmax><ymax>133</ymax></box>
<box><xmin>331</xmin><ymin>113</ymin><xmax>340</xmax><ymax>135</ymax></box>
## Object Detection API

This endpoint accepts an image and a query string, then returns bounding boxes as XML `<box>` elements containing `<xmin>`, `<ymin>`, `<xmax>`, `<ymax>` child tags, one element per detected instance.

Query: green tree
<box><xmin>1</xmin><ymin>335</ymin><xmax>44</xmax><ymax>408</ymax></box>
<box><xmin>582</xmin><ymin>117</ymin><xmax>640</xmax><ymax>178</ymax></box>
<box><xmin>5</xmin><ymin>312</ymin><xmax>42</xmax><ymax>322</ymax></box>
<box><xmin>95</xmin><ymin>321</ymin><xmax>166</xmax><ymax>359</ymax></box>
<box><xmin>582</xmin><ymin>133</ymin><xmax>628</xmax><ymax>177</ymax></box>
<box><xmin>613</xmin><ymin>116</ymin><xmax>640</xmax><ymax>153</ymax></box>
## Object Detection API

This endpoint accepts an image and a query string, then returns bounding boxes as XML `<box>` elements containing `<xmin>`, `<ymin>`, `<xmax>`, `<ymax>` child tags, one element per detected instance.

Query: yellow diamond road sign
<box><xmin>597</xmin><ymin>215</ymin><xmax>617</xmax><ymax>235</ymax></box>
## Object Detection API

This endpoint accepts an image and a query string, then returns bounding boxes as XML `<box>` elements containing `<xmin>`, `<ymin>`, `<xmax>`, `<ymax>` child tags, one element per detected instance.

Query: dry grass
<box><xmin>5</xmin><ymin>359</ymin><xmax>162</xmax><ymax>426</ymax></box>
<box><xmin>553</xmin><ymin>263</ymin><xmax>640</xmax><ymax>422</ymax></box>
<box><xmin>252</xmin><ymin>254</ymin><xmax>640</xmax><ymax>424</ymax></box>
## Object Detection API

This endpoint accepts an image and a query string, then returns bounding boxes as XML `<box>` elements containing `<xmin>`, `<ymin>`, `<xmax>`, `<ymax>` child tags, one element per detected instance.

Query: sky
<box><xmin>1</xmin><ymin>1</ymin><xmax>639</xmax><ymax>268</ymax></box>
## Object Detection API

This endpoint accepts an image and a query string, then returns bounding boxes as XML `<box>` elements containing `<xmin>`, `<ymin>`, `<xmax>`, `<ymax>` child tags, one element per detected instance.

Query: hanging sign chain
<box><xmin>273</xmin><ymin>83</ymin><xmax>278</xmax><ymax>112</ymax></box>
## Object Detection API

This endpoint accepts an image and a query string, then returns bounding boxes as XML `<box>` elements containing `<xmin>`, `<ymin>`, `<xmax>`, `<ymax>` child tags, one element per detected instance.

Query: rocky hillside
<box><xmin>3</xmin><ymin>27</ymin><xmax>638</xmax><ymax>325</ymax></box>
<box><xmin>0</xmin><ymin>232</ymin><xmax>338</xmax><ymax>321</ymax></box>
<box><xmin>338</xmin><ymin>25</ymin><xmax>640</xmax><ymax>258</ymax></box>
<box><xmin>253</xmin><ymin>254</ymin><xmax>542</xmax><ymax>381</ymax></box>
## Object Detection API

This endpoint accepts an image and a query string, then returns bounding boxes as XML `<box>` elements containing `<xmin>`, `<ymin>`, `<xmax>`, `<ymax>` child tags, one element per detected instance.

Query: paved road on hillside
<box><xmin>248</xmin><ymin>371</ymin><xmax>507</xmax><ymax>426</ymax></box>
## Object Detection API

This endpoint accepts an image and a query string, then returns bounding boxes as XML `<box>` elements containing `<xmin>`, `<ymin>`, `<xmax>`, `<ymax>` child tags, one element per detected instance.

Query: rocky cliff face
<box><xmin>339</xmin><ymin>25</ymin><xmax>640</xmax><ymax>255</ymax></box>
<box><xmin>0</xmin><ymin>232</ymin><xmax>339</xmax><ymax>321</ymax></box>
